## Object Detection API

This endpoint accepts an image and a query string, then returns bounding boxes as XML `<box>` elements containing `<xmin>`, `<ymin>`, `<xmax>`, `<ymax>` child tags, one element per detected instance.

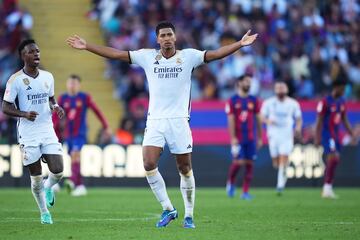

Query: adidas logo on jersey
<box><xmin>154</xmin><ymin>60</ymin><xmax>159</xmax><ymax>65</ymax></box>
<box><xmin>26</xmin><ymin>86</ymin><xmax>32</xmax><ymax>90</ymax></box>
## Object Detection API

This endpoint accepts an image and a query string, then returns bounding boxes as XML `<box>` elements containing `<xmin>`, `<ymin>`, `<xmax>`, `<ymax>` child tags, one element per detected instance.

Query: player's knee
<box><xmin>178</xmin><ymin>164</ymin><xmax>192</xmax><ymax>175</ymax></box>
<box><xmin>51</xmin><ymin>164</ymin><xmax>64</xmax><ymax>174</ymax></box>
<box><xmin>143</xmin><ymin>160</ymin><xmax>157</xmax><ymax>171</ymax></box>
<box><xmin>328</xmin><ymin>155</ymin><xmax>340</xmax><ymax>164</ymax></box>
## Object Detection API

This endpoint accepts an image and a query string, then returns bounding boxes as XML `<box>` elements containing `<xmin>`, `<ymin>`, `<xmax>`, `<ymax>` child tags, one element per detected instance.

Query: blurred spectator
<box><xmin>0</xmin><ymin>1</ymin><xmax>33</xmax><ymax>144</ymax></box>
<box><xmin>115</xmin><ymin>117</ymin><xmax>134</xmax><ymax>145</ymax></box>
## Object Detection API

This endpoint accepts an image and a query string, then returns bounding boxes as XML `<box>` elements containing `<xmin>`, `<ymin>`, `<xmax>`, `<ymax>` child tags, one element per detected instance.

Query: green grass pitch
<box><xmin>0</xmin><ymin>188</ymin><xmax>359</xmax><ymax>240</ymax></box>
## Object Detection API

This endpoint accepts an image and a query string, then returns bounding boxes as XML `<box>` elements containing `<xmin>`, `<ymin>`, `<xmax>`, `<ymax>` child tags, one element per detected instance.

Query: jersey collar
<box><xmin>22</xmin><ymin>68</ymin><xmax>39</xmax><ymax>79</ymax></box>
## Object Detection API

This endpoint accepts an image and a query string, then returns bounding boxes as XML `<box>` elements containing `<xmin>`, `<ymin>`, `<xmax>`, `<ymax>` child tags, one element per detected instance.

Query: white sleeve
<box><xmin>293</xmin><ymin>100</ymin><xmax>302</xmax><ymax>118</ymax></box>
<box><xmin>129</xmin><ymin>49</ymin><xmax>148</xmax><ymax>68</ymax></box>
<box><xmin>49</xmin><ymin>73</ymin><xmax>55</xmax><ymax>97</ymax></box>
<box><xmin>3</xmin><ymin>78</ymin><xmax>18</xmax><ymax>103</ymax></box>
<box><xmin>185</xmin><ymin>48</ymin><xmax>206</xmax><ymax>69</ymax></box>
<box><xmin>260</xmin><ymin>100</ymin><xmax>269</xmax><ymax>118</ymax></box>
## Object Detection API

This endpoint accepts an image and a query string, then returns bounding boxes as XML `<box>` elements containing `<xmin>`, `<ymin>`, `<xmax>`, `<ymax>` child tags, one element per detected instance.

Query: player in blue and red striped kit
<box><xmin>225</xmin><ymin>74</ymin><xmax>262</xmax><ymax>200</ymax></box>
<box><xmin>54</xmin><ymin>74</ymin><xmax>110</xmax><ymax>196</ymax></box>
<box><xmin>315</xmin><ymin>79</ymin><xmax>356</xmax><ymax>199</ymax></box>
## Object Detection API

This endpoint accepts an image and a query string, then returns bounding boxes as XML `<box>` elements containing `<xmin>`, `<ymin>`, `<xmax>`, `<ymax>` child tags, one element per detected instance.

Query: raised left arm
<box><xmin>205</xmin><ymin>30</ymin><xmax>258</xmax><ymax>62</ymax></box>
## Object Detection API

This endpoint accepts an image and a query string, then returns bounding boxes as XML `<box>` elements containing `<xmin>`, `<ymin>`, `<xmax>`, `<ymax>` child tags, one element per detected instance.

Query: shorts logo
<box><xmin>187</xmin><ymin>144</ymin><xmax>192</xmax><ymax>149</ymax></box>
<box><xmin>23</xmin><ymin>78</ymin><xmax>30</xmax><ymax>85</ymax></box>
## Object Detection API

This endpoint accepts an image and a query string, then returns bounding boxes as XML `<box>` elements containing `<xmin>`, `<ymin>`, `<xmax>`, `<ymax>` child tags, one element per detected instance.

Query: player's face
<box><xmin>274</xmin><ymin>82</ymin><xmax>288</xmax><ymax>99</ymax></box>
<box><xmin>334</xmin><ymin>85</ymin><xmax>345</xmax><ymax>98</ymax></box>
<box><xmin>240</xmin><ymin>77</ymin><xmax>251</xmax><ymax>93</ymax></box>
<box><xmin>157</xmin><ymin>28</ymin><xmax>176</xmax><ymax>51</ymax></box>
<box><xmin>67</xmin><ymin>78</ymin><xmax>81</xmax><ymax>94</ymax></box>
<box><xmin>22</xmin><ymin>44</ymin><xmax>40</xmax><ymax>68</ymax></box>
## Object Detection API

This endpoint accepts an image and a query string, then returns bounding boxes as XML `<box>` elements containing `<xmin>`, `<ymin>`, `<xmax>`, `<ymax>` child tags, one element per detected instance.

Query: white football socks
<box><xmin>180</xmin><ymin>170</ymin><xmax>195</xmax><ymax>218</ymax></box>
<box><xmin>277</xmin><ymin>165</ymin><xmax>287</xmax><ymax>189</ymax></box>
<box><xmin>146</xmin><ymin>168</ymin><xmax>174</xmax><ymax>211</ymax></box>
<box><xmin>30</xmin><ymin>175</ymin><xmax>48</xmax><ymax>214</ymax></box>
<box><xmin>44</xmin><ymin>172</ymin><xmax>63</xmax><ymax>189</ymax></box>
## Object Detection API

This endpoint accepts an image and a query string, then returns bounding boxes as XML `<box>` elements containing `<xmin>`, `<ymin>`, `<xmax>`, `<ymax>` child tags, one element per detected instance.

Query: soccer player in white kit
<box><xmin>67</xmin><ymin>21</ymin><xmax>258</xmax><ymax>228</ymax></box>
<box><xmin>2</xmin><ymin>40</ymin><xmax>65</xmax><ymax>224</ymax></box>
<box><xmin>260</xmin><ymin>82</ymin><xmax>302</xmax><ymax>195</ymax></box>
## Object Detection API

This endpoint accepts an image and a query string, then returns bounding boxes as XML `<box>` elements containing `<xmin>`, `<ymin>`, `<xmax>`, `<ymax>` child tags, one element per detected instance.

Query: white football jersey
<box><xmin>260</xmin><ymin>96</ymin><xmax>302</xmax><ymax>139</ymax></box>
<box><xmin>129</xmin><ymin>48</ymin><xmax>205</xmax><ymax>119</ymax></box>
<box><xmin>3</xmin><ymin>69</ymin><xmax>57</xmax><ymax>142</ymax></box>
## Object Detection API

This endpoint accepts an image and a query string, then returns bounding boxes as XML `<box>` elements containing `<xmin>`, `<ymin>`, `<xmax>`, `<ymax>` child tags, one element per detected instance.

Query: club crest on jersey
<box><xmin>176</xmin><ymin>58</ymin><xmax>182</xmax><ymax>64</ymax></box>
<box><xmin>154</xmin><ymin>54</ymin><xmax>162</xmax><ymax>64</ymax></box>
<box><xmin>235</xmin><ymin>103</ymin><xmax>241</xmax><ymax>109</ymax></box>
<box><xmin>23</xmin><ymin>78</ymin><xmax>30</xmax><ymax>85</ymax></box>
<box><xmin>76</xmin><ymin>100</ymin><xmax>82</xmax><ymax>107</ymax></box>
<box><xmin>44</xmin><ymin>82</ymin><xmax>49</xmax><ymax>89</ymax></box>
<box><xmin>248</xmin><ymin>102</ymin><xmax>254</xmax><ymax>110</ymax></box>
<box><xmin>155</xmin><ymin>54</ymin><xmax>162</xmax><ymax>61</ymax></box>
<box><xmin>331</xmin><ymin>105</ymin><xmax>336</xmax><ymax>112</ymax></box>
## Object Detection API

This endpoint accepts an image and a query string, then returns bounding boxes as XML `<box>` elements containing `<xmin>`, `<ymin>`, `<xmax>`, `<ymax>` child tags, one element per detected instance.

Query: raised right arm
<box><xmin>66</xmin><ymin>35</ymin><xmax>130</xmax><ymax>62</ymax></box>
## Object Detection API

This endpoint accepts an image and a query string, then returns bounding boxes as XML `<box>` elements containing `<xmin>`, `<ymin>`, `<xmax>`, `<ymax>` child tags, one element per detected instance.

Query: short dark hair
<box><xmin>156</xmin><ymin>21</ymin><xmax>175</xmax><ymax>36</ymax></box>
<box><xmin>332</xmin><ymin>79</ymin><xmax>347</xmax><ymax>88</ymax></box>
<box><xmin>18</xmin><ymin>39</ymin><xmax>36</xmax><ymax>56</ymax></box>
<box><xmin>69</xmin><ymin>74</ymin><xmax>81</xmax><ymax>82</ymax></box>
<box><xmin>237</xmin><ymin>74</ymin><xmax>252</xmax><ymax>82</ymax></box>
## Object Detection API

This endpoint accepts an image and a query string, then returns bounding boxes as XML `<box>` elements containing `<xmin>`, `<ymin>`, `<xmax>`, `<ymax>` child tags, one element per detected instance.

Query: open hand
<box><xmin>240</xmin><ymin>30</ymin><xmax>258</xmax><ymax>46</ymax></box>
<box><xmin>66</xmin><ymin>35</ymin><xmax>87</xmax><ymax>50</ymax></box>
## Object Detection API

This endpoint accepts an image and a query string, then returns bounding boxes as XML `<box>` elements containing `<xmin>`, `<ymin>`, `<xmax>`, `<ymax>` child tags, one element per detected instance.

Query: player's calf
<box><xmin>44</xmin><ymin>172</ymin><xmax>63</xmax><ymax>208</ymax></box>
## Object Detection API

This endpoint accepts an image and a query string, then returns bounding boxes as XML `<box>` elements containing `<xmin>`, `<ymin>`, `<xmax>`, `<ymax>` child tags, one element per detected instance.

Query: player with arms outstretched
<box><xmin>67</xmin><ymin>21</ymin><xmax>257</xmax><ymax>228</ymax></box>
<box><xmin>54</xmin><ymin>74</ymin><xmax>110</xmax><ymax>196</ymax></box>
<box><xmin>2</xmin><ymin>39</ymin><xmax>65</xmax><ymax>224</ymax></box>
<box><xmin>225</xmin><ymin>74</ymin><xmax>262</xmax><ymax>200</ymax></box>
<box><xmin>260</xmin><ymin>81</ymin><xmax>302</xmax><ymax>195</ymax></box>
<box><xmin>315</xmin><ymin>79</ymin><xmax>357</xmax><ymax>199</ymax></box>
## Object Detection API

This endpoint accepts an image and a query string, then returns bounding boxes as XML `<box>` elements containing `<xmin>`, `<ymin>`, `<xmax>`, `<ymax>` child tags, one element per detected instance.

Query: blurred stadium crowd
<box><xmin>0</xmin><ymin>0</ymin><xmax>33</xmax><ymax>144</ymax></box>
<box><xmin>89</xmin><ymin>0</ymin><xmax>360</xmax><ymax>102</ymax></box>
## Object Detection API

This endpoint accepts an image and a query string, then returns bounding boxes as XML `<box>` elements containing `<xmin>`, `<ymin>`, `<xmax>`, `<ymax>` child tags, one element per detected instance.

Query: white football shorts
<box><xmin>268</xmin><ymin>135</ymin><xmax>294</xmax><ymax>158</ymax></box>
<box><xmin>143</xmin><ymin>118</ymin><xmax>193</xmax><ymax>154</ymax></box>
<box><xmin>19</xmin><ymin>136</ymin><xmax>63</xmax><ymax>166</ymax></box>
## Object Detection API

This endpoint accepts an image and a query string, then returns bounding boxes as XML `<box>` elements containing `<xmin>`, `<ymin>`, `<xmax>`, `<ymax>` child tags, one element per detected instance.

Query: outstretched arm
<box><xmin>66</xmin><ymin>35</ymin><xmax>130</xmax><ymax>62</ymax></box>
<box><xmin>205</xmin><ymin>30</ymin><xmax>258</xmax><ymax>62</ymax></box>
